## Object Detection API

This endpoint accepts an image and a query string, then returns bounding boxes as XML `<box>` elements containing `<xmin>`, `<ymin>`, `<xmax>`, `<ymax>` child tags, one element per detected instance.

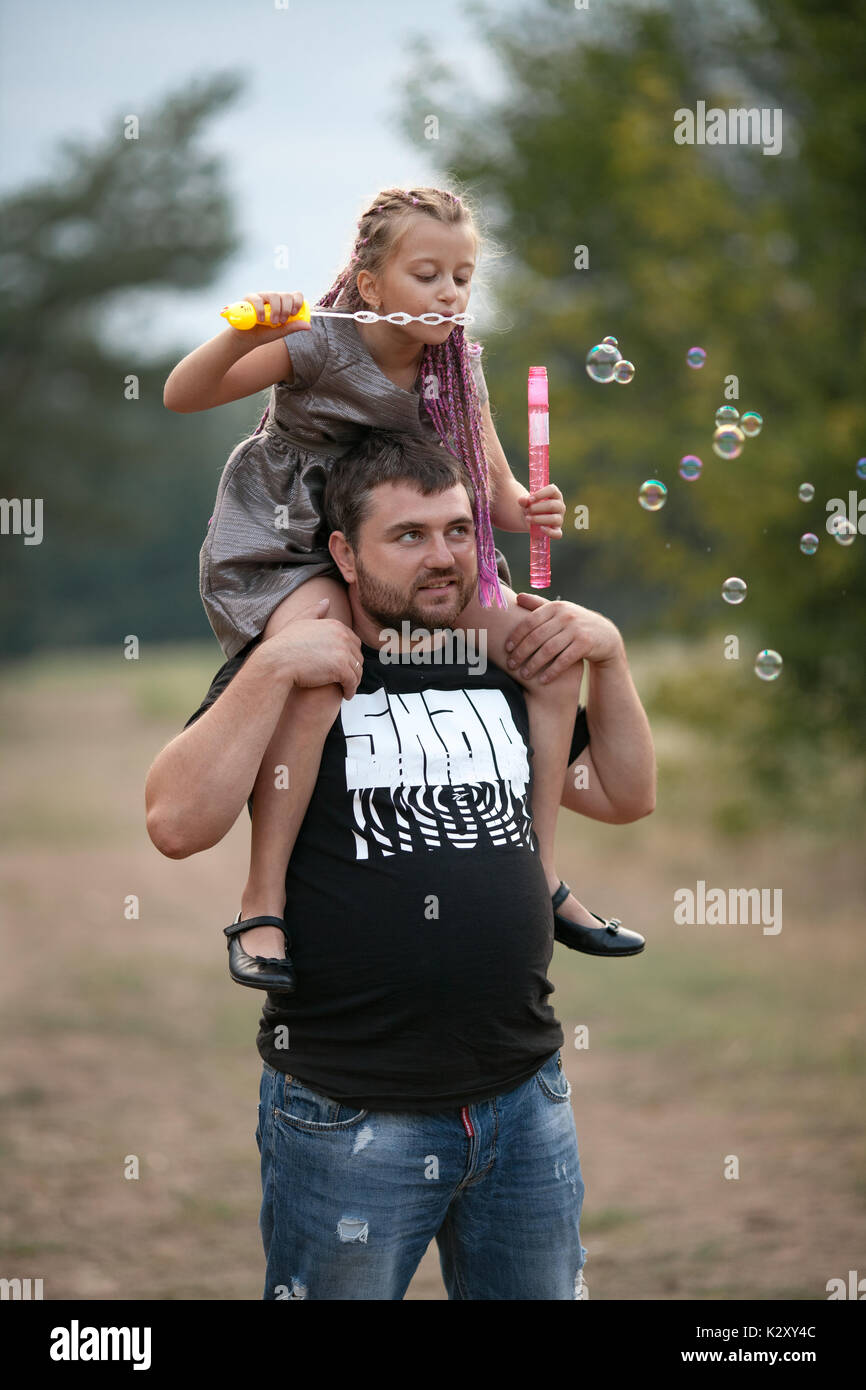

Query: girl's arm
<box><xmin>482</xmin><ymin>401</ymin><xmax>564</xmax><ymax>537</ymax></box>
<box><xmin>163</xmin><ymin>331</ymin><xmax>293</xmax><ymax>412</ymax></box>
<box><xmin>163</xmin><ymin>291</ymin><xmax>311</xmax><ymax>412</ymax></box>
<box><xmin>482</xmin><ymin>401</ymin><xmax>529</xmax><ymax>530</ymax></box>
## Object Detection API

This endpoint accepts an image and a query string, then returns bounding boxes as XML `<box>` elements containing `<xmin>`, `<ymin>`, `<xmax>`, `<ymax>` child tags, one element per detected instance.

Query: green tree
<box><xmin>399</xmin><ymin>0</ymin><xmax>866</xmax><ymax>807</ymax></box>
<box><xmin>0</xmin><ymin>72</ymin><xmax>255</xmax><ymax>655</ymax></box>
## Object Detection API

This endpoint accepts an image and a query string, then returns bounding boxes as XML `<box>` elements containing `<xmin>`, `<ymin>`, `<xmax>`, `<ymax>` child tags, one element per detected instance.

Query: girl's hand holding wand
<box><xmin>223</xmin><ymin>290</ymin><xmax>313</xmax><ymax>342</ymax></box>
<box><xmin>518</xmin><ymin>484</ymin><xmax>565</xmax><ymax>538</ymax></box>
<box><xmin>504</xmin><ymin>485</ymin><xmax>573</xmax><ymax>682</ymax></box>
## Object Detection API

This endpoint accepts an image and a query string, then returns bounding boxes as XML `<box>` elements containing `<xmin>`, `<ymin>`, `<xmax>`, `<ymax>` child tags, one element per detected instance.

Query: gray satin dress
<box><xmin>199</xmin><ymin>313</ymin><xmax>511</xmax><ymax>659</ymax></box>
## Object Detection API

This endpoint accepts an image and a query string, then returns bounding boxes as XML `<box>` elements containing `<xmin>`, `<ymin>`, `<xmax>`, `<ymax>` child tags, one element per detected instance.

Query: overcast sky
<box><xmin>0</xmin><ymin>0</ymin><xmax>526</xmax><ymax>357</ymax></box>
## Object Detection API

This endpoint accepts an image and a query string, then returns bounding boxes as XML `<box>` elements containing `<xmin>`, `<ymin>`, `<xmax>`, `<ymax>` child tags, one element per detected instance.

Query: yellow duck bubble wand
<box><xmin>220</xmin><ymin>300</ymin><xmax>474</xmax><ymax>329</ymax></box>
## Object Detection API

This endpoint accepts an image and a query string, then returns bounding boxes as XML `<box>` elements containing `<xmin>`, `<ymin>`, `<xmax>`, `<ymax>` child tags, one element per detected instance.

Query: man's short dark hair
<box><xmin>324</xmin><ymin>428</ymin><xmax>476</xmax><ymax>550</ymax></box>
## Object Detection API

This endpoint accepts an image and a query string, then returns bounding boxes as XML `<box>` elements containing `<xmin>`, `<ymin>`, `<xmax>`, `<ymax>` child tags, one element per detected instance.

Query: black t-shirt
<box><xmin>183</xmin><ymin>640</ymin><xmax>591</xmax><ymax>1111</ymax></box>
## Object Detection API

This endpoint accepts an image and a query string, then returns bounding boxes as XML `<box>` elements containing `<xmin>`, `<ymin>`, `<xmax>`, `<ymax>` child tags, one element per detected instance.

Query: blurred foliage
<box><xmin>398</xmin><ymin>0</ymin><xmax>866</xmax><ymax>804</ymax></box>
<box><xmin>0</xmin><ymin>71</ymin><xmax>257</xmax><ymax>656</ymax></box>
<box><xmin>0</xmin><ymin>7</ymin><xmax>864</xmax><ymax>827</ymax></box>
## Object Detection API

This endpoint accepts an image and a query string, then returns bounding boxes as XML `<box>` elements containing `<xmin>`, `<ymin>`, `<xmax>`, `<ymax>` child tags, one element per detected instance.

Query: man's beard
<box><xmin>354</xmin><ymin>551</ymin><xmax>477</xmax><ymax>633</ymax></box>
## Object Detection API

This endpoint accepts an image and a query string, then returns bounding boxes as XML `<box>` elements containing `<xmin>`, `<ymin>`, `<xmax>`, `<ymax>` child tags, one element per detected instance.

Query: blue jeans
<box><xmin>255</xmin><ymin>1049</ymin><xmax>588</xmax><ymax>1299</ymax></box>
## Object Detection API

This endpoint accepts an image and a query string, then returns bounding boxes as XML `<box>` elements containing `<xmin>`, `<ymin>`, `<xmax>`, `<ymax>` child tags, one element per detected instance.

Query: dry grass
<box><xmin>0</xmin><ymin>642</ymin><xmax>863</xmax><ymax>1300</ymax></box>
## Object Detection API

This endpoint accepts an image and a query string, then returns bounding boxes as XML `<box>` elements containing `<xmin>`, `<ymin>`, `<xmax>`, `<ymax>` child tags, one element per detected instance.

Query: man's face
<box><xmin>349</xmin><ymin>481</ymin><xmax>479</xmax><ymax>633</ymax></box>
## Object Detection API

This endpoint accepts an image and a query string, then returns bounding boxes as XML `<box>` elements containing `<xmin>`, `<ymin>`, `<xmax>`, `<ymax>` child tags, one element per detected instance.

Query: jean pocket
<box><xmin>274</xmin><ymin>1076</ymin><xmax>369</xmax><ymax>1133</ymax></box>
<box><xmin>534</xmin><ymin>1049</ymin><xmax>572</xmax><ymax>1103</ymax></box>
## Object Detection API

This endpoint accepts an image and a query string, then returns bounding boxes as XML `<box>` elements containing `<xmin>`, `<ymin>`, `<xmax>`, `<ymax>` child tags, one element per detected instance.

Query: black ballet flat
<box><xmin>223</xmin><ymin>913</ymin><xmax>297</xmax><ymax>992</ymax></box>
<box><xmin>552</xmin><ymin>880</ymin><xmax>645</xmax><ymax>957</ymax></box>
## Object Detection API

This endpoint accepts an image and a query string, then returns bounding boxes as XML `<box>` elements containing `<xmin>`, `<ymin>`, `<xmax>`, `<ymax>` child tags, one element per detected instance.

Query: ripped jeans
<box><xmin>255</xmin><ymin>1049</ymin><xmax>588</xmax><ymax>1300</ymax></box>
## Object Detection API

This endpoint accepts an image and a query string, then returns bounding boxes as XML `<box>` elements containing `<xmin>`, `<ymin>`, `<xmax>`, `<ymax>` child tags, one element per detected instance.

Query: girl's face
<box><xmin>366</xmin><ymin>214</ymin><xmax>477</xmax><ymax>345</ymax></box>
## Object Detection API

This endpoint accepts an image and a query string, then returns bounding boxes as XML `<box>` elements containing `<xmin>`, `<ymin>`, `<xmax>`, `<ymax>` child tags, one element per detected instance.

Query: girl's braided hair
<box><xmin>254</xmin><ymin>185</ymin><xmax>505</xmax><ymax>609</ymax></box>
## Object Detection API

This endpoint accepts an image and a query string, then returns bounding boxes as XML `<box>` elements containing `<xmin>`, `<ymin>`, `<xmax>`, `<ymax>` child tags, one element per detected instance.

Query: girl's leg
<box><xmin>237</xmin><ymin>575</ymin><xmax>352</xmax><ymax>960</ymax></box>
<box><xmin>453</xmin><ymin>586</ymin><xmax>598</xmax><ymax>928</ymax></box>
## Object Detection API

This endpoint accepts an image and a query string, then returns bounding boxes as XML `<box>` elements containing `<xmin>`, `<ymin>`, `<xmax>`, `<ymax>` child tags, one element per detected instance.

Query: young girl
<box><xmin>164</xmin><ymin>185</ymin><xmax>644</xmax><ymax>988</ymax></box>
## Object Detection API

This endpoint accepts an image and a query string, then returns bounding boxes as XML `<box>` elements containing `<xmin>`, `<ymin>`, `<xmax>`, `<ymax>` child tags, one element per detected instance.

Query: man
<box><xmin>145</xmin><ymin>429</ymin><xmax>656</xmax><ymax>1300</ymax></box>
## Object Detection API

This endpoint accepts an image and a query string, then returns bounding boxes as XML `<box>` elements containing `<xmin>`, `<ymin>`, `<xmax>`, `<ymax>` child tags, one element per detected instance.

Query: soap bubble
<box><xmin>799</xmin><ymin>533</ymin><xmax>819</xmax><ymax>555</ymax></box>
<box><xmin>614</xmin><ymin>359</ymin><xmax>635</xmax><ymax>383</ymax></box>
<box><xmin>740</xmin><ymin>411</ymin><xmax>763</xmax><ymax>437</ymax></box>
<box><xmin>798</xmin><ymin>482</ymin><xmax>814</xmax><ymax>502</ymax></box>
<box><xmin>639</xmin><ymin>480</ymin><xmax>667</xmax><ymax>511</ymax></box>
<box><xmin>585</xmin><ymin>342</ymin><xmax>622</xmax><ymax>383</ymax></box>
<box><xmin>856</xmin><ymin>458</ymin><xmax>866</xmax><ymax>480</ymax></box>
<box><xmin>602</xmin><ymin>336</ymin><xmax>619</xmax><ymax>346</ymax></box>
<box><xmin>715</xmin><ymin>406</ymin><xmax>739</xmax><ymax>425</ymax></box>
<box><xmin>712</xmin><ymin>425</ymin><xmax>745</xmax><ymax>459</ymax></box>
<box><xmin>686</xmin><ymin>346</ymin><xmax>706</xmax><ymax>369</ymax></box>
<box><xmin>722</xmin><ymin>576</ymin><xmax>747</xmax><ymax>604</ymax></box>
<box><xmin>755</xmin><ymin>649</ymin><xmax>783</xmax><ymax>681</ymax></box>
<box><xmin>679</xmin><ymin>454</ymin><xmax>702</xmax><ymax>480</ymax></box>
<box><xmin>831</xmin><ymin>516</ymin><xmax>856</xmax><ymax>546</ymax></box>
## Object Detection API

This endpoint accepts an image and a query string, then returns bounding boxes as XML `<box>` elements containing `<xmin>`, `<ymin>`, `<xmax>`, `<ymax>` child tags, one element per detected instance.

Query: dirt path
<box><xmin>1</xmin><ymin>650</ymin><xmax>863</xmax><ymax>1300</ymax></box>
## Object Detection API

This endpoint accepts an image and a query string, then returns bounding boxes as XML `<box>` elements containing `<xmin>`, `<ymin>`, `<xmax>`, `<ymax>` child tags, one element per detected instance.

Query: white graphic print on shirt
<box><xmin>341</xmin><ymin>685</ymin><xmax>534</xmax><ymax>859</ymax></box>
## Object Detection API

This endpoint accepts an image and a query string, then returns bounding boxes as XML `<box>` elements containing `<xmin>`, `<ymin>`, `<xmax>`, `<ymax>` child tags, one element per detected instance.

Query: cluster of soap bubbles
<box><xmin>674</xmin><ymin>353</ymin><xmax>780</xmax><ymax>677</ymax></box>
<box><xmin>622</xmin><ymin>352</ymin><xmax>858</xmax><ymax>684</ymax></box>
<box><xmin>683</xmin><ymin>346</ymin><xmax>764</xmax><ymax>455</ymax></box>
<box><xmin>798</xmin><ymin>482</ymin><xmax>822</xmax><ymax>554</ymax></box>
<box><xmin>719</xmin><ymin>575</ymin><xmax>783</xmax><ymax>677</ymax></box>
<box><xmin>712</xmin><ymin>404</ymin><xmax>763</xmax><ymax>461</ymax></box>
<box><xmin>586</xmin><ymin>336</ymin><xmax>636</xmax><ymax>385</ymax></box>
<box><xmin>718</xmin><ymin>573</ymin><xmax>784</xmax><ymax>678</ymax></box>
<box><xmin>798</xmin><ymin>463</ymin><xmax>862</xmax><ymax>549</ymax></box>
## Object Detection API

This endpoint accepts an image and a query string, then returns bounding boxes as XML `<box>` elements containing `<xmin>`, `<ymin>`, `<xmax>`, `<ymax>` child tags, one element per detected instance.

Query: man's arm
<box><xmin>145</xmin><ymin>641</ymin><xmax>298</xmax><ymax>858</ymax></box>
<box><xmin>498</xmin><ymin>591</ymin><xmax>655</xmax><ymax>825</ymax></box>
<box><xmin>144</xmin><ymin>604</ymin><xmax>362</xmax><ymax>858</ymax></box>
<box><xmin>560</xmin><ymin>640</ymin><xmax>656</xmax><ymax>823</ymax></box>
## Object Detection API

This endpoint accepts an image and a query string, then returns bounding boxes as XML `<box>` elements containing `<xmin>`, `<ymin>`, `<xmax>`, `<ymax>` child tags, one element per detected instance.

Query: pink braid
<box><xmin>420</xmin><ymin>327</ymin><xmax>505</xmax><ymax>608</ymax></box>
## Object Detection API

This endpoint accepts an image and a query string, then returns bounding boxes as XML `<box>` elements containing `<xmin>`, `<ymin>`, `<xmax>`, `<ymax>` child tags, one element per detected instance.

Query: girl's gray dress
<box><xmin>200</xmin><ymin>313</ymin><xmax>511</xmax><ymax>659</ymax></box>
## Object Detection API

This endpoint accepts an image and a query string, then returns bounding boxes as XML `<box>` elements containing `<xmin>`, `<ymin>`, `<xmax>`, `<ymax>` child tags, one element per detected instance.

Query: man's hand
<box><xmin>504</xmin><ymin>592</ymin><xmax>624</xmax><ymax>683</ymax></box>
<box><xmin>259</xmin><ymin>596</ymin><xmax>364</xmax><ymax>700</ymax></box>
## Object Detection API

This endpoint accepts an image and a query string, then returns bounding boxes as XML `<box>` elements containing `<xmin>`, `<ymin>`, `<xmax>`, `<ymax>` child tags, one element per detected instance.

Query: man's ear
<box><xmin>328</xmin><ymin>530</ymin><xmax>356</xmax><ymax>585</ymax></box>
